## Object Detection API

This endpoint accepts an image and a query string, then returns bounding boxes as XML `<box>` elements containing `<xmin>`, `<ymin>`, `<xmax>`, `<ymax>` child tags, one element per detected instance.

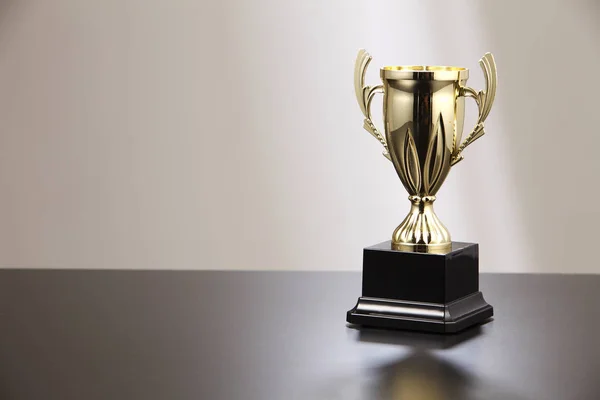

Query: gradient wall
<box><xmin>0</xmin><ymin>0</ymin><xmax>598</xmax><ymax>272</ymax></box>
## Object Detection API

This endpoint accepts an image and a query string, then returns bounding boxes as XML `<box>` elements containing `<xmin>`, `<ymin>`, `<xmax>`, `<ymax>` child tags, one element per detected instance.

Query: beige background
<box><xmin>0</xmin><ymin>0</ymin><xmax>598</xmax><ymax>271</ymax></box>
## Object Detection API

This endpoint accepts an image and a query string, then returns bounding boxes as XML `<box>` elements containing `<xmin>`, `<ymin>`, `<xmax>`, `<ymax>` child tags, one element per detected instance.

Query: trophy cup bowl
<box><xmin>355</xmin><ymin>50</ymin><xmax>497</xmax><ymax>253</ymax></box>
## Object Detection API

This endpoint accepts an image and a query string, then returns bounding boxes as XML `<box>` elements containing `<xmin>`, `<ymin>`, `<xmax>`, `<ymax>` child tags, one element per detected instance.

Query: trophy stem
<box><xmin>392</xmin><ymin>196</ymin><xmax>451</xmax><ymax>253</ymax></box>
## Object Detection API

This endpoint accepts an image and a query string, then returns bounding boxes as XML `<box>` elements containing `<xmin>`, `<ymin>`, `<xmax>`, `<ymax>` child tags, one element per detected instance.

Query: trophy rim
<box><xmin>381</xmin><ymin>66</ymin><xmax>469</xmax><ymax>81</ymax></box>
<box><xmin>382</xmin><ymin>65</ymin><xmax>466</xmax><ymax>71</ymax></box>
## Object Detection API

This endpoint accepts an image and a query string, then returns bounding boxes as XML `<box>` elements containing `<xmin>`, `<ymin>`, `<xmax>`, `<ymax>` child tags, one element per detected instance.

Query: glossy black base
<box><xmin>346</xmin><ymin>241</ymin><xmax>494</xmax><ymax>333</ymax></box>
<box><xmin>347</xmin><ymin>291</ymin><xmax>493</xmax><ymax>333</ymax></box>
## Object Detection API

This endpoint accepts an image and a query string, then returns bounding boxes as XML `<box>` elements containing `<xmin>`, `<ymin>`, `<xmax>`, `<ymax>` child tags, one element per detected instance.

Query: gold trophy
<box><xmin>347</xmin><ymin>50</ymin><xmax>497</xmax><ymax>333</ymax></box>
<box><xmin>355</xmin><ymin>49</ymin><xmax>497</xmax><ymax>253</ymax></box>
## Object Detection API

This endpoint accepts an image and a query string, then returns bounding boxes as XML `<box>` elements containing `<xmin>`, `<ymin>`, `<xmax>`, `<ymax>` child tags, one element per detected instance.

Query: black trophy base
<box><xmin>347</xmin><ymin>291</ymin><xmax>493</xmax><ymax>333</ymax></box>
<box><xmin>346</xmin><ymin>241</ymin><xmax>493</xmax><ymax>334</ymax></box>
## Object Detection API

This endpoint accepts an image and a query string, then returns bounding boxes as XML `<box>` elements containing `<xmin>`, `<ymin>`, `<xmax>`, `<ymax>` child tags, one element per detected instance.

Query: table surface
<box><xmin>0</xmin><ymin>271</ymin><xmax>598</xmax><ymax>400</ymax></box>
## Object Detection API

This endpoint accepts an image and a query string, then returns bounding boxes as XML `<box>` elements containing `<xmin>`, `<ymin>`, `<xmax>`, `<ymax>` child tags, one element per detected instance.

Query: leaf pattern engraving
<box><xmin>424</xmin><ymin>113</ymin><xmax>447</xmax><ymax>193</ymax></box>
<box><xmin>403</xmin><ymin>128</ymin><xmax>421</xmax><ymax>194</ymax></box>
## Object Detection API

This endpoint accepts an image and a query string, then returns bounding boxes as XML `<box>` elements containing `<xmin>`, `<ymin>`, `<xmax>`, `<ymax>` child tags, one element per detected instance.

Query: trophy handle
<box><xmin>354</xmin><ymin>49</ymin><xmax>391</xmax><ymax>161</ymax></box>
<box><xmin>451</xmin><ymin>52</ymin><xmax>497</xmax><ymax>166</ymax></box>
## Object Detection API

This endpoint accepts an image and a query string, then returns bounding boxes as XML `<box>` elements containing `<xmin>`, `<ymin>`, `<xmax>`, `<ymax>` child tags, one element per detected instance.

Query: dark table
<box><xmin>0</xmin><ymin>271</ymin><xmax>598</xmax><ymax>400</ymax></box>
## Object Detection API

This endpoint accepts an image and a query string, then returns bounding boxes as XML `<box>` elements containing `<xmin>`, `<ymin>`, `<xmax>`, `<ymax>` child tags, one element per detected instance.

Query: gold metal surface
<box><xmin>354</xmin><ymin>50</ymin><xmax>497</xmax><ymax>253</ymax></box>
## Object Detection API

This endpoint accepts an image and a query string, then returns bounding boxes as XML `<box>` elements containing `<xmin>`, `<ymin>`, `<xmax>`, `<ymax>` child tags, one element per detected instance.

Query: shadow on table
<box><xmin>347</xmin><ymin>320</ymin><xmax>492</xmax><ymax>350</ymax></box>
<box><xmin>367</xmin><ymin>351</ymin><xmax>528</xmax><ymax>400</ymax></box>
<box><xmin>308</xmin><ymin>350</ymin><xmax>528</xmax><ymax>400</ymax></box>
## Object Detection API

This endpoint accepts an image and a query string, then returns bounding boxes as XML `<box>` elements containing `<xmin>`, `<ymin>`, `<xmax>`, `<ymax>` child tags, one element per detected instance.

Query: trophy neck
<box><xmin>392</xmin><ymin>196</ymin><xmax>451</xmax><ymax>253</ymax></box>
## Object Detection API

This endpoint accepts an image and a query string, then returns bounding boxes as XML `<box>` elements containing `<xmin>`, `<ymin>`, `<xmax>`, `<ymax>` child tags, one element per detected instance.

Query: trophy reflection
<box><xmin>355</xmin><ymin>50</ymin><xmax>497</xmax><ymax>253</ymax></box>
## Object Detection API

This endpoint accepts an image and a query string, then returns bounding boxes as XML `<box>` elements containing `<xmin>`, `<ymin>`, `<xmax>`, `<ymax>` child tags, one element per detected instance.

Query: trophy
<box><xmin>347</xmin><ymin>50</ymin><xmax>497</xmax><ymax>333</ymax></box>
